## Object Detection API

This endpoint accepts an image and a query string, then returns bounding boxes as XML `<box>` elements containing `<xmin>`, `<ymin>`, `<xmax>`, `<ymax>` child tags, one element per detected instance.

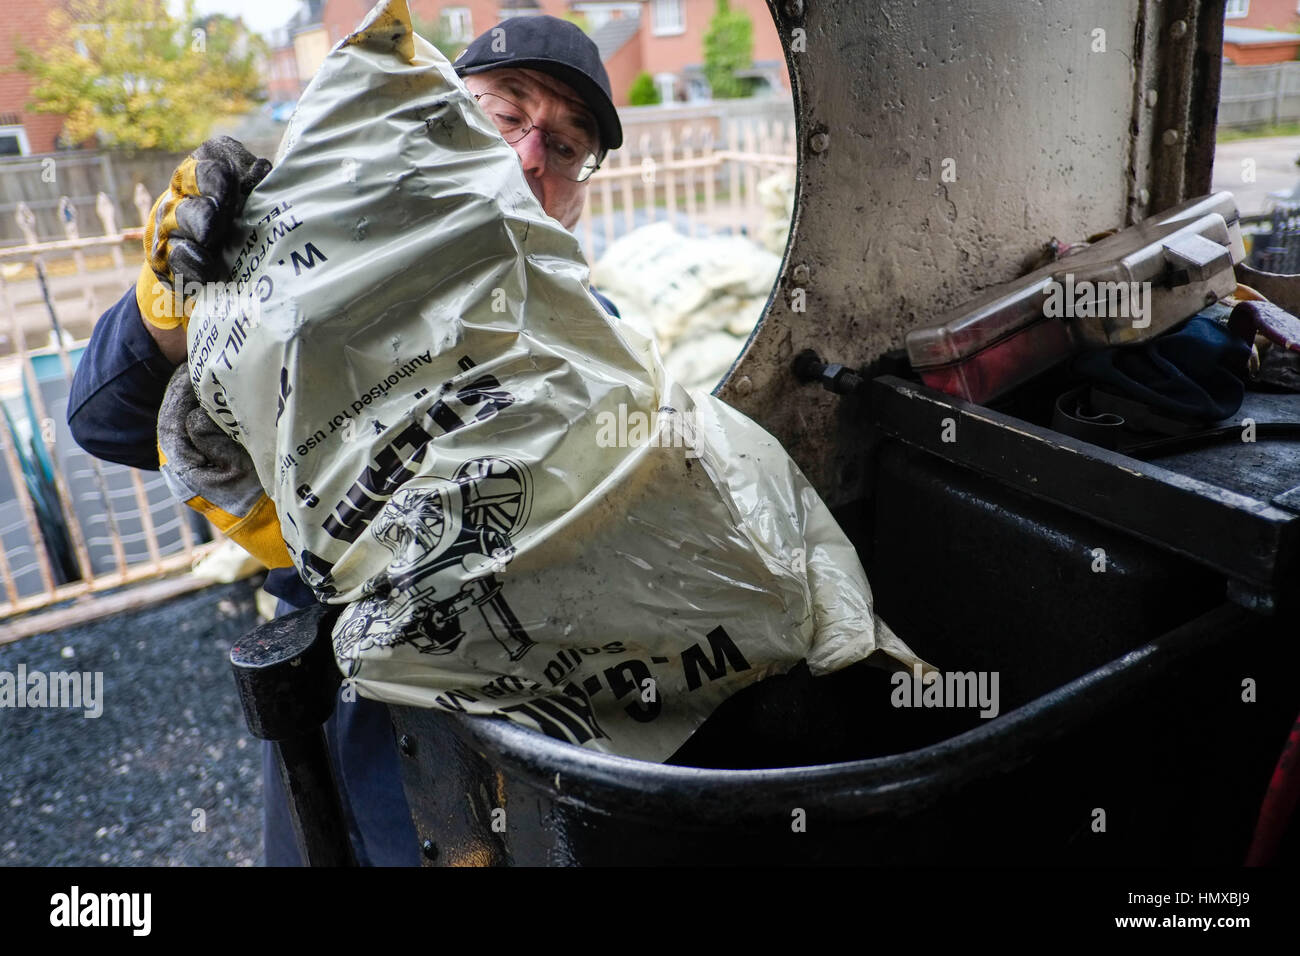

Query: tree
<box><xmin>702</xmin><ymin>0</ymin><xmax>755</xmax><ymax>100</ymax></box>
<box><xmin>628</xmin><ymin>71</ymin><xmax>661</xmax><ymax>106</ymax></box>
<box><xmin>15</xmin><ymin>0</ymin><xmax>265</xmax><ymax>151</ymax></box>
<box><xmin>410</xmin><ymin>11</ymin><xmax>469</xmax><ymax>62</ymax></box>
<box><xmin>561</xmin><ymin>13</ymin><xmax>591</xmax><ymax>34</ymax></box>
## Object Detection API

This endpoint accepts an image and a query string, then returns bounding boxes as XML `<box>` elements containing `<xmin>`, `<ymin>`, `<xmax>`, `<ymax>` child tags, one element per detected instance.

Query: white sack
<box><xmin>187</xmin><ymin>0</ymin><xmax>919</xmax><ymax>761</ymax></box>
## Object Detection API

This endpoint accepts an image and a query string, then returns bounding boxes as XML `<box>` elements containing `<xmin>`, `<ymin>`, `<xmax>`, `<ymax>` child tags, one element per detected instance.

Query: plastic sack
<box><xmin>186</xmin><ymin>0</ymin><xmax>920</xmax><ymax>762</ymax></box>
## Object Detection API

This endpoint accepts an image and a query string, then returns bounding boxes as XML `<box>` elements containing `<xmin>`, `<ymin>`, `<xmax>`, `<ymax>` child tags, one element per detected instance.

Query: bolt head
<box><xmin>734</xmin><ymin>375</ymin><xmax>753</xmax><ymax>397</ymax></box>
<box><xmin>1161</xmin><ymin>128</ymin><xmax>1180</xmax><ymax>147</ymax></box>
<box><xmin>421</xmin><ymin>839</ymin><xmax>438</xmax><ymax>861</ymax></box>
<box><xmin>1170</xmin><ymin>19</ymin><xmax>1188</xmax><ymax>39</ymax></box>
<box><xmin>809</xmin><ymin>131</ymin><xmax>830</xmax><ymax>154</ymax></box>
<box><xmin>783</xmin><ymin>0</ymin><xmax>804</xmax><ymax>17</ymax></box>
<box><xmin>791</xmin><ymin>263</ymin><xmax>810</xmax><ymax>285</ymax></box>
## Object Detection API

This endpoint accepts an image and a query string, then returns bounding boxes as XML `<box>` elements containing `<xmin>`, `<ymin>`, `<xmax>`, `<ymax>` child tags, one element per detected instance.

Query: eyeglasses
<box><xmin>474</xmin><ymin>91</ymin><xmax>602</xmax><ymax>183</ymax></box>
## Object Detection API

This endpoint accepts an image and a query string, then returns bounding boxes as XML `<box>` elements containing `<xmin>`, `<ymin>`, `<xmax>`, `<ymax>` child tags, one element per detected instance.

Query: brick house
<box><xmin>317</xmin><ymin>0</ymin><xmax>571</xmax><ymax>58</ymax></box>
<box><xmin>1223</xmin><ymin>0</ymin><xmax>1300</xmax><ymax>64</ymax></box>
<box><xmin>272</xmin><ymin>0</ymin><xmax>788</xmax><ymax>108</ymax></box>
<box><xmin>0</xmin><ymin>0</ymin><xmax>68</xmax><ymax>154</ymax></box>
<box><xmin>265</xmin><ymin>0</ymin><xmax>570</xmax><ymax>97</ymax></box>
<box><xmin>266</xmin><ymin>27</ymin><xmax>303</xmax><ymax>104</ymax></box>
<box><xmin>1225</xmin><ymin>0</ymin><xmax>1300</xmax><ymax>31</ymax></box>
<box><xmin>585</xmin><ymin>0</ymin><xmax>789</xmax><ymax>106</ymax></box>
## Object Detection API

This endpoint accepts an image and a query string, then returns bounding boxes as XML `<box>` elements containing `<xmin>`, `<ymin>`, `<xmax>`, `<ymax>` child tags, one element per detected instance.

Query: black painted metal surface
<box><xmin>388</xmin><ymin>601</ymin><xmax>1297</xmax><ymax>865</ymax></box>
<box><xmin>1247</xmin><ymin>204</ymin><xmax>1300</xmax><ymax>275</ymax></box>
<box><xmin>231</xmin><ymin>603</ymin><xmax>355</xmax><ymax>867</ymax></box>
<box><xmin>870</xmin><ymin>375</ymin><xmax>1300</xmax><ymax>602</ymax></box>
<box><xmin>230</xmin><ymin>603</ymin><xmax>340</xmax><ymax>740</ymax></box>
<box><xmin>382</xmin><ymin>433</ymin><xmax>1300</xmax><ymax>866</ymax></box>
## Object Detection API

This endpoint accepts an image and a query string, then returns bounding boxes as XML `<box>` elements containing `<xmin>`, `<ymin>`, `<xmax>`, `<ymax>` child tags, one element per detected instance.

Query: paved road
<box><xmin>0</xmin><ymin>581</ymin><xmax>265</xmax><ymax>866</ymax></box>
<box><xmin>1211</xmin><ymin>135</ymin><xmax>1300</xmax><ymax>217</ymax></box>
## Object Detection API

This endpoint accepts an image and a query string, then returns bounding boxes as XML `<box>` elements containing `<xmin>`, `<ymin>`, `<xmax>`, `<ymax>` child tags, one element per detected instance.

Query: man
<box><xmin>67</xmin><ymin>15</ymin><xmax>623</xmax><ymax>866</ymax></box>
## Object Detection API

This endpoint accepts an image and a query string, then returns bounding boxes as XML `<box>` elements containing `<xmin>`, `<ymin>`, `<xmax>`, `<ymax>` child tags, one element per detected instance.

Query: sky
<box><xmin>167</xmin><ymin>0</ymin><xmax>304</xmax><ymax>37</ymax></box>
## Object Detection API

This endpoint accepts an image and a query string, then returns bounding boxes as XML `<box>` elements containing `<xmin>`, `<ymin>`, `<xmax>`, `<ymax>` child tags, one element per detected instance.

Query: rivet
<box><xmin>1161</xmin><ymin>128</ymin><xmax>1180</xmax><ymax>146</ymax></box>
<box><xmin>734</xmin><ymin>375</ymin><xmax>754</xmax><ymax>397</ymax></box>
<box><xmin>1137</xmin><ymin>187</ymin><xmax>1150</xmax><ymax>206</ymax></box>
<box><xmin>1145</xmin><ymin>88</ymin><xmax>1158</xmax><ymax>108</ymax></box>
<box><xmin>398</xmin><ymin>734</ymin><xmax>415</xmax><ymax>757</ymax></box>
<box><xmin>783</xmin><ymin>0</ymin><xmax>804</xmax><ymax>18</ymax></box>
<box><xmin>1170</xmin><ymin>19</ymin><xmax>1188</xmax><ymax>39</ymax></box>
<box><xmin>421</xmin><ymin>839</ymin><xmax>438</xmax><ymax>861</ymax></box>
<box><xmin>810</xmin><ymin>131</ymin><xmax>830</xmax><ymax>154</ymax></box>
<box><xmin>791</xmin><ymin>263</ymin><xmax>810</xmax><ymax>285</ymax></box>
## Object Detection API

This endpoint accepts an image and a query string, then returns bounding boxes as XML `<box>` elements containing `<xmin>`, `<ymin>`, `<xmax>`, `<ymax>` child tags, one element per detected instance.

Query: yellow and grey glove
<box><xmin>158</xmin><ymin>366</ymin><xmax>290</xmax><ymax>569</ymax></box>
<box><xmin>137</xmin><ymin>136</ymin><xmax>272</xmax><ymax>331</ymax></box>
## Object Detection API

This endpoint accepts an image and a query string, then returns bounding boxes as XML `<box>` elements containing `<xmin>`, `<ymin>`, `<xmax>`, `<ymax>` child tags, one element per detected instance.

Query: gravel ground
<box><xmin>0</xmin><ymin>580</ymin><xmax>266</xmax><ymax>866</ymax></box>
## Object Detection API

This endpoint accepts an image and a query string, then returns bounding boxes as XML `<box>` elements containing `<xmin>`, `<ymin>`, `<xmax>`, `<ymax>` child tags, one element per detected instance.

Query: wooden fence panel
<box><xmin>1219</xmin><ymin>63</ymin><xmax>1300</xmax><ymax>129</ymax></box>
<box><xmin>0</xmin><ymin>149</ymin><xmax>186</xmax><ymax>248</ymax></box>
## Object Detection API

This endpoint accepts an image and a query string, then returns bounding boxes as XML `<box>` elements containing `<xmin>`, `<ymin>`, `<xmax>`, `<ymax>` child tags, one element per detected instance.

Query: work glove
<box><xmin>137</xmin><ymin>136</ymin><xmax>272</xmax><ymax>331</ymax></box>
<box><xmin>158</xmin><ymin>366</ymin><xmax>290</xmax><ymax>569</ymax></box>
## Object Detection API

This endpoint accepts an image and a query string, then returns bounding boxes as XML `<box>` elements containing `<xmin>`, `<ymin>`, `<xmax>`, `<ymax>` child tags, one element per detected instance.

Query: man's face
<box><xmin>463</xmin><ymin>68</ymin><xmax>599</xmax><ymax>231</ymax></box>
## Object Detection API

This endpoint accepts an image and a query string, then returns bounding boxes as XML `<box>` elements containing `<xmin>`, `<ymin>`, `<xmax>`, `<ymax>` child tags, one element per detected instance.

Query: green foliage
<box><xmin>561</xmin><ymin>13</ymin><xmax>591</xmax><ymax>34</ymax></box>
<box><xmin>14</xmin><ymin>0</ymin><xmax>265</xmax><ymax>151</ymax></box>
<box><xmin>410</xmin><ymin>11</ymin><xmax>468</xmax><ymax>62</ymax></box>
<box><xmin>628</xmin><ymin>71</ymin><xmax>661</xmax><ymax>106</ymax></box>
<box><xmin>1216</xmin><ymin>121</ymin><xmax>1300</xmax><ymax>142</ymax></box>
<box><xmin>702</xmin><ymin>0</ymin><xmax>755</xmax><ymax>99</ymax></box>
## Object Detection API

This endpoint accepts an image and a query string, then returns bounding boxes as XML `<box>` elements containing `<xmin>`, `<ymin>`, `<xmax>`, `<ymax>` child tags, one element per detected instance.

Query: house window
<box><xmin>0</xmin><ymin>126</ymin><xmax>30</xmax><ymax>157</ymax></box>
<box><xmin>442</xmin><ymin>7</ymin><xmax>473</xmax><ymax>42</ymax></box>
<box><xmin>575</xmin><ymin>3</ymin><xmax>639</xmax><ymax>30</ymax></box>
<box><xmin>584</xmin><ymin>8</ymin><xmax>613</xmax><ymax>30</ymax></box>
<box><xmin>1225</xmin><ymin>0</ymin><xmax>1249</xmax><ymax>18</ymax></box>
<box><xmin>652</xmin><ymin>0</ymin><xmax>685</xmax><ymax>36</ymax></box>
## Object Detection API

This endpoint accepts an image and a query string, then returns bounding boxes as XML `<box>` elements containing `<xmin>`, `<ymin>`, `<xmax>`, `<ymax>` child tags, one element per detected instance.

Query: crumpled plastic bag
<box><xmin>592</xmin><ymin>221</ymin><xmax>781</xmax><ymax>347</ymax></box>
<box><xmin>592</xmin><ymin>222</ymin><xmax>777</xmax><ymax>388</ymax></box>
<box><xmin>185</xmin><ymin>0</ymin><xmax>920</xmax><ymax>761</ymax></box>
